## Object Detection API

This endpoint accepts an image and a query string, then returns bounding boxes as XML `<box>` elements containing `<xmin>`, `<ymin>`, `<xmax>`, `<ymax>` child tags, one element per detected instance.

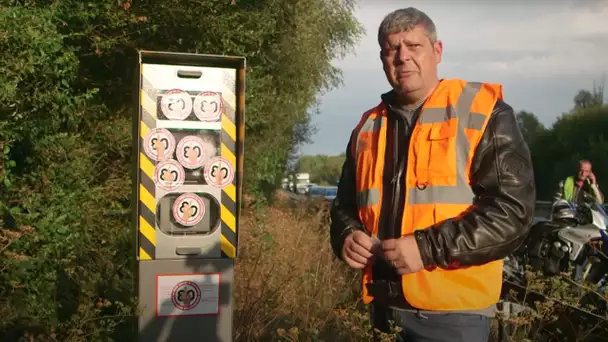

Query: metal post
<box><xmin>132</xmin><ymin>51</ymin><xmax>246</xmax><ymax>342</ymax></box>
<box><xmin>496</xmin><ymin>301</ymin><xmax>507</xmax><ymax>342</ymax></box>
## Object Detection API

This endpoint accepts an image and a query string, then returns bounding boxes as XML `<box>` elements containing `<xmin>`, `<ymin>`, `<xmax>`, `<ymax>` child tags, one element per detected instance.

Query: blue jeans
<box><xmin>371</xmin><ymin>305</ymin><xmax>491</xmax><ymax>342</ymax></box>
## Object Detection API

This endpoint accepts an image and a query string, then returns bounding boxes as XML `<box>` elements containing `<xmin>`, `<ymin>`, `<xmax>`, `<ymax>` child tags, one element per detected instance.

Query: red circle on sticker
<box><xmin>171</xmin><ymin>281</ymin><xmax>201</xmax><ymax>310</ymax></box>
<box><xmin>161</xmin><ymin>89</ymin><xmax>193</xmax><ymax>120</ymax></box>
<box><xmin>193</xmin><ymin>91</ymin><xmax>223</xmax><ymax>122</ymax></box>
<box><xmin>176</xmin><ymin>136</ymin><xmax>207</xmax><ymax>170</ymax></box>
<box><xmin>143</xmin><ymin>128</ymin><xmax>176</xmax><ymax>161</ymax></box>
<box><xmin>172</xmin><ymin>193</ymin><xmax>205</xmax><ymax>226</ymax></box>
<box><xmin>153</xmin><ymin>159</ymin><xmax>185</xmax><ymax>191</ymax></box>
<box><xmin>203</xmin><ymin>156</ymin><xmax>234</xmax><ymax>188</ymax></box>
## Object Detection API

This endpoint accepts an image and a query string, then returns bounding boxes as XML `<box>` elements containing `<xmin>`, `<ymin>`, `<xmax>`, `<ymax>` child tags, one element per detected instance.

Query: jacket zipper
<box><xmin>390</xmin><ymin>114</ymin><xmax>406</xmax><ymax>238</ymax></box>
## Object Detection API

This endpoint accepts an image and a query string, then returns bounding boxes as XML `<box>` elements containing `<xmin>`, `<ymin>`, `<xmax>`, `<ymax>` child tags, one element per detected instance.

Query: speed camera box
<box><xmin>134</xmin><ymin>51</ymin><xmax>245</xmax><ymax>261</ymax></box>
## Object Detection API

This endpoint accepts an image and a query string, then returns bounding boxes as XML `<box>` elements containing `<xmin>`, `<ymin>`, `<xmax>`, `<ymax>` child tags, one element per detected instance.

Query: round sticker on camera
<box><xmin>143</xmin><ymin>128</ymin><xmax>176</xmax><ymax>161</ymax></box>
<box><xmin>193</xmin><ymin>91</ymin><xmax>223</xmax><ymax>122</ymax></box>
<box><xmin>204</xmin><ymin>157</ymin><xmax>234</xmax><ymax>188</ymax></box>
<box><xmin>176</xmin><ymin>136</ymin><xmax>207</xmax><ymax>169</ymax></box>
<box><xmin>161</xmin><ymin>89</ymin><xmax>193</xmax><ymax>120</ymax></box>
<box><xmin>154</xmin><ymin>159</ymin><xmax>185</xmax><ymax>191</ymax></box>
<box><xmin>172</xmin><ymin>193</ymin><xmax>205</xmax><ymax>227</ymax></box>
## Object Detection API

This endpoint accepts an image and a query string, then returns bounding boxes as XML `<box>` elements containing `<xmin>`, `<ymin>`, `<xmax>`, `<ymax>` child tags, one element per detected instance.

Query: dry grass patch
<box><xmin>233</xmin><ymin>195</ymin><xmax>390</xmax><ymax>341</ymax></box>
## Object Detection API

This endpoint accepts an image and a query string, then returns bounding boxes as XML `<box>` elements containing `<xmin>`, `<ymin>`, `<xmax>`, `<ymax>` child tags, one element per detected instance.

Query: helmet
<box><xmin>550</xmin><ymin>200</ymin><xmax>579</xmax><ymax>225</ymax></box>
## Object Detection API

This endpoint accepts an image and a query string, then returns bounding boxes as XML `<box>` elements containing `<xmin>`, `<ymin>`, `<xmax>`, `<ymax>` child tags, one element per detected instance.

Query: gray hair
<box><xmin>378</xmin><ymin>7</ymin><xmax>437</xmax><ymax>47</ymax></box>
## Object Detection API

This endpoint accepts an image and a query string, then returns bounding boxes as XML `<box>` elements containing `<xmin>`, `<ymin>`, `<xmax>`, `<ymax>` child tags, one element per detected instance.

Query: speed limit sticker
<box><xmin>160</xmin><ymin>89</ymin><xmax>193</xmax><ymax>120</ymax></box>
<box><xmin>153</xmin><ymin>159</ymin><xmax>185</xmax><ymax>191</ymax></box>
<box><xmin>193</xmin><ymin>91</ymin><xmax>223</xmax><ymax>122</ymax></box>
<box><xmin>143</xmin><ymin>128</ymin><xmax>176</xmax><ymax>161</ymax></box>
<box><xmin>156</xmin><ymin>273</ymin><xmax>220</xmax><ymax>316</ymax></box>
<box><xmin>172</xmin><ymin>193</ymin><xmax>205</xmax><ymax>227</ymax></box>
<box><xmin>203</xmin><ymin>157</ymin><xmax>234</xmax><ymax>188</ymax></box>
<box><xmin>176</xmin><ymin>136</ymin><xmax>206</xmax><ymax>169</ymax></box>
<box><xmin>171</xmin><ymin>281</ymin><xmax>201</xmax><ymax>311</ymax></box>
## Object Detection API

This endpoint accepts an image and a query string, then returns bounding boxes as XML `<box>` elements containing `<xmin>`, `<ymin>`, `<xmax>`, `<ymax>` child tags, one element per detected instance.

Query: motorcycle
<box><xmin>576</xmin><ymin>228</ymin><xmax>608</xmax><ymax>315</ymax></box>
<box><xmin>501</xmin><ymin>194</ymin><xmax>608</xmax><ymax>340</ymax></box>
<box><xmin>504</xmin><ymin>194</ymin><xmax>608</xmax><ymax>284</ymax></box>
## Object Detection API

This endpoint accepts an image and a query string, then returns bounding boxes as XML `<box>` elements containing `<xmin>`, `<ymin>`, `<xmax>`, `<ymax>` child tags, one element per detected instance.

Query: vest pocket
<box><xmin>417</xmin><ymin>121</ymin><xmax>458</xmax><ymax>186</ymax></box>
<box><xmin>355</xmin><ymin>133</ymin><xmax>380</xmax><ymax>180</ymax></box>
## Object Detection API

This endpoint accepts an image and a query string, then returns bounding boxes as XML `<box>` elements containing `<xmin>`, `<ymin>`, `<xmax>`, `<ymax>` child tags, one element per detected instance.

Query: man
<box><xmin>555</xmin><ymin>160</ymin><xmax>603</xmax><ymax>204</ymax></box>
<box><xmin>329</xmin><ymin>7</ymin><xmax>536</xmax><ymax>342</ymax></box>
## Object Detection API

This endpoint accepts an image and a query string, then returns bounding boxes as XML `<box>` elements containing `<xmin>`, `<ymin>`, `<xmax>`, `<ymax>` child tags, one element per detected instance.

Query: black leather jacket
<box><xmin>330</xmin><ymin>93</ymin><xmax>536</xmax><ymax>278</ymax></box>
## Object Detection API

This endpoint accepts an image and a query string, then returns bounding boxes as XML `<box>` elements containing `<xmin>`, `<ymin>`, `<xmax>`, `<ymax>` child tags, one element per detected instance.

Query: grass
<box><xmin>1</xmin><ymin>191</ymin><xmax>606</xmax><ymax>341</ymax></box>
<box><xmin>233</xmin><ymin>193</ymin><xmax>392</xmax><ymax>341</ymax></box>
<box><xmin>233</xmin><ymin>192</ymin><xmax>608</xmax><ymax>342</ymax></box>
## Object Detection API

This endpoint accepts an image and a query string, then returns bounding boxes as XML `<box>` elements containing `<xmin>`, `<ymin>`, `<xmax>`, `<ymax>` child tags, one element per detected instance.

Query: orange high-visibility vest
<box><xmin>352</xmin><ymin>79</ymin><xmax>504</xmax><ymax>311</ymax></box>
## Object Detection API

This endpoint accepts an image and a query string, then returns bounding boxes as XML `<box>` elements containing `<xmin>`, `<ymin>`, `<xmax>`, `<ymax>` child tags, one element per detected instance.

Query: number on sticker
<box><xmin>177</xmin><ymin>289</ymin><xmax>195</xmax><ymax>303</ymax></box>
<box><xmin>151</xmin><ymin>137</ymin><xmax>169</xmax><ymax>150</ymax></box>
<box><xmin>160</xmin><ymin>168</ymin><xmax>178</xmax><ymax>182</ymax></box>
<box><xmin>200</xmin><ymin>100</ymin><xmax>218</xmax><ymax>113</ymax></box>
<box><xmin>210</xmin><ymin>165</ymin><xmax>229</xmax><ymax>179</ymax></box>
<box><xmin>183</xmin><ymin>145</ymin><xmax>202</xmax><ymax>158</ymax></box>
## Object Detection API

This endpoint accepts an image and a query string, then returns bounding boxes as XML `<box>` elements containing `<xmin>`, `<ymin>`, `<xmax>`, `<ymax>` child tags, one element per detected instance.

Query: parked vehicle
<box><xmin>307</xmin><ymin>186</ymin><xmax>327</xmax><ymax>198</ymax></box>
<box><xmin>504</xmin><ymin>194</ymin><xmax>608</xmax><ymax>289</ymax></box>
<box><xmin>502</xmin><ymin>195</ymin><xmax>608</xmax><ymax>327</ymax></box>
<box><xmin>306</xmin><ymin>185</ymin><xmax>338</xmax><ymax>208</ymax></box>
<box><xmin>323</xmin><ymin>187</ymin><xmax>337</xmax><ymax>202</ymax></box>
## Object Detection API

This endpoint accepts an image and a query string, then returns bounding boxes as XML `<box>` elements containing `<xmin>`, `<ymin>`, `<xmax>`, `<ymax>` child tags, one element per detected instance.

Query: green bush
<box><xmin>0</xmin><ymin>1</ymin><xmax>362</xmax><ymax>340</ymax></box>
<box><xmin>3</xmin><ymin>1</ymin><xmax>603</xmax><ymax>341</ymax></box>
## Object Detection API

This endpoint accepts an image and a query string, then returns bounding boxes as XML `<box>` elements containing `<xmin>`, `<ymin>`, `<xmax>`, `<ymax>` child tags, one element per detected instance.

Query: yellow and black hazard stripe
<box><xmin>138</xmin><ymin>69</ymin><xmax>158</xmax><ymax>261</ymax></box>
<box><xmin>236</xmin><ymin>68</ymin><xmax>245</xmax><ymax>225</ymax></box>
<box><xmin>220</xmin><ymin>99</ymin><xmax>238</xmax><ymax>259</ymax></box>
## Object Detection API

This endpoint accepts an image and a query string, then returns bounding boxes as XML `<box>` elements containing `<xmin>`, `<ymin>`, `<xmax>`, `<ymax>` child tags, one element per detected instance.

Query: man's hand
<box><xmin>589</xmin><ymin>172</ymin><xmax>596</xmax><ymax>185</ymax></box>
<box><xmin>341</xmin><ymin>230</ymin><xmax>375</xmax><ymax>269</ymax></box>
<box><xmin>382</xmin><ymin>235</ymin><xmax>424</xmax><ymax>275</ymax></box>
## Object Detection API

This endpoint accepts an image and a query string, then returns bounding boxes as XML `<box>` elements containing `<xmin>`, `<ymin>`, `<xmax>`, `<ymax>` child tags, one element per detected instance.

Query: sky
<box><xmin>300</xmin><ymin>0</ymin><xmax>608</xmax><ymax>155</ymax></box>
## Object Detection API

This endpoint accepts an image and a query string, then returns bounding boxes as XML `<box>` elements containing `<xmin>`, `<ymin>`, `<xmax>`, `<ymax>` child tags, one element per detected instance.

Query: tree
<box><xmin>573</xmin><ymin>90</ymin><xmax>603</xmax><ymax>110</ymax></box>
<box><xmin>295</xmin><ymin>154</ymin><xmax>345</xmax><ymax>185</ymax></box>
<box><xmin>516</xmin><ymin>110</ymin><xmax>546</xmax><ymax>146</ymax></box>
<box><xmin>573</xmin><ymin>78</ymin><xmax>604</xmax><ymax>111</ymax></box>
<box><xmin>0</xmin><ymin>1</ymin><xmax>363</xmax><ymax>339</ymax></box>
<box><xmin>528</xmin><ymin>85</ymin><xmax>608</xmax><ymax>200</ymax></box>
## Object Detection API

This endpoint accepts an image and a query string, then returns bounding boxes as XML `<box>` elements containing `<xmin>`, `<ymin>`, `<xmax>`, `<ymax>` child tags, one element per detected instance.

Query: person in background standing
<box><xmin>555</xmin><ymin>159</ymin><xmax>604</xmax><ymax>204</ymax></box>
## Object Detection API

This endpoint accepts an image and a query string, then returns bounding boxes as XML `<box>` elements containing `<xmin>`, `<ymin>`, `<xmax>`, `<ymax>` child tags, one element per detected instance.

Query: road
<box><xmin>283</xmin><ymin>191</ymin><xmax>606</xmax><ymax>219</ymax></box>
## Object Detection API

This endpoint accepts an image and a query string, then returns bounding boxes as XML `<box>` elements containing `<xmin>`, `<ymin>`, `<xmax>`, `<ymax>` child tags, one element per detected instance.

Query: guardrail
<box><xmin>535</xmin><ymin>200</ymin><xmax>553</xmax><ymax>219</ymax></box>
<box><xmin>535</xmin><ymin>200</ymin><xmax>608</xmax><ymax>218</ymax></box>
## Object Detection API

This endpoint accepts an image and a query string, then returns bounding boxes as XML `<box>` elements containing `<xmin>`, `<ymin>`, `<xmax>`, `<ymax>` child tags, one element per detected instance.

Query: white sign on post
<box><xmin>156</xmin><ymin>273</ymin><xmax>221</xmax><ymax>317</ymax></box>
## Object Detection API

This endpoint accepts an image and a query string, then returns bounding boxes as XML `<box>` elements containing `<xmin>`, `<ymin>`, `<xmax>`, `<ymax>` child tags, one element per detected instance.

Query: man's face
<box><xmin>380</xmin><ymin>26</ymin><xmax>443</xmax><ymax>97</ymax></box>
<box><xmin>578</xmin><ymin>162</ymin><xmax>591</xmax><ymax>181</ymax></box>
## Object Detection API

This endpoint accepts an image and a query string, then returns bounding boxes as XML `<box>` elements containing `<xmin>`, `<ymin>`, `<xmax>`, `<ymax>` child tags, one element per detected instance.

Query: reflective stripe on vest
<box><xmin>563</xmin><ymin>176</ymin><xmax>575</xmax><ymax>201</ymax></box>
<box><xmin>352</xmin><ymin>79</ymin><xmax>504</xmax><ymax>311</ymax></box>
